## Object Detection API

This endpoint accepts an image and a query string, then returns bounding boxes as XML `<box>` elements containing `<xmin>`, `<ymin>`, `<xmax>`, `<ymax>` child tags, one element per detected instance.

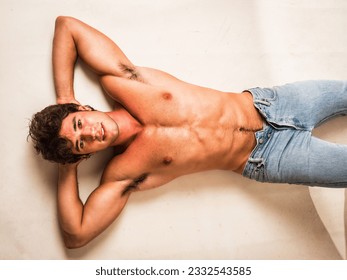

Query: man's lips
<box><xmin>101</xmin><ymin>123</ymin><xmax>105</xmax><ymax>140</ymax></box>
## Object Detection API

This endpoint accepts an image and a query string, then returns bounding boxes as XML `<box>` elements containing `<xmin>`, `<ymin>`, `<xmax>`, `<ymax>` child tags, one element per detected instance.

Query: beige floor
<box><xmin>0</xmin><ymin>0</ymin><xmax>346</xmax><ymax>259</ymax></box>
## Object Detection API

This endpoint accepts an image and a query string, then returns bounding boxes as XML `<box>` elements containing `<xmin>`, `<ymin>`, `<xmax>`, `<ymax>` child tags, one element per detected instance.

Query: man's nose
<box><xmin>80</xmin><ymin>125</ymin><xmax>96</xmax><ymax>140</ymax></box>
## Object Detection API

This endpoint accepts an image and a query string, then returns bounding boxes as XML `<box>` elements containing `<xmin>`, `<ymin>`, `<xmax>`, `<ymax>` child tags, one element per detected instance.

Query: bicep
<box><xmin>99</xmin><ymin>75</ymin><xmax>163</xmax><ymax>107</ymax></box>
<box><xmin>79</xmin><ymin>180</ymin><xmax>131</xmax><ymax>243</ymax></box>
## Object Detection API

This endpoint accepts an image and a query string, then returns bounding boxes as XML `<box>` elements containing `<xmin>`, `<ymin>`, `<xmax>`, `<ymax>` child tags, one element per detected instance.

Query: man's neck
<box><xmin>105</xmin><ymin>107</ymin><xmax>143</xmax><ymax>148</ymax></box>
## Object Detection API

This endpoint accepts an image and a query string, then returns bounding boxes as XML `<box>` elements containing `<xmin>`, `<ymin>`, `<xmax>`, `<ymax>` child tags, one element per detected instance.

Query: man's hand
<box><xmin>56</xmin><ymin>96</ymin><xmax>81</xmax><ymax>105</ymax></box>
<box><xmin>58</xmin><ymin>158</ymin><xmax>82</xmax><ymax>171</ymax></box>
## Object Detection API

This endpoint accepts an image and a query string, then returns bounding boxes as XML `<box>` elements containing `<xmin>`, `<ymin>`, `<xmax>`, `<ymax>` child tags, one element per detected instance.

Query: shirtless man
<box><xmin>29</xmin><ymin>16</ymin><xmax>347</xmax><ymax>248</ymax></box>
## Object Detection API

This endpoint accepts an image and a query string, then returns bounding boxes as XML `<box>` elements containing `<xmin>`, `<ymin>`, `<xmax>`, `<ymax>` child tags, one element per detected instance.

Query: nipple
<box><xmin>163</xmin><ymin>156</ymin><xmax>173</xmax><ymax>165</ymax></box>
<box><xmin>162</xmin><ymin>92</ymin><xmax>172</xmax><ymax>100</ymax></box>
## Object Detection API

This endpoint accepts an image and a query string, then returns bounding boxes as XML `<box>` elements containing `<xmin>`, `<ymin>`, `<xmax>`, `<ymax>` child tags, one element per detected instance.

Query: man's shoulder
<box><xmin>102</xmin><ymin>149</ymin><xmax>147</xmax><ymax>181</ymax></box>
<box><xmin>102</xmin><ymin>147</ymin><xmax>175</xmax><ymax>192</ymax></box>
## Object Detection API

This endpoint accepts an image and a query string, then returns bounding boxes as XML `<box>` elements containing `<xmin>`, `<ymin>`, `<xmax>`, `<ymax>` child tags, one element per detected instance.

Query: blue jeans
<box><xmin>242</xmin><ymin>80</ymin><xmax>347</xmax><ymax>188</ymax></box>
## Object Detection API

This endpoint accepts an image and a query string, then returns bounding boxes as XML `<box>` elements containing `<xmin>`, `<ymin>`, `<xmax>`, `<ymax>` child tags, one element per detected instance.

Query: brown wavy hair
<box><xmin>28</xmin><ymin>103</ymin><xmax>93</xmax><ymax>164</ymax></box>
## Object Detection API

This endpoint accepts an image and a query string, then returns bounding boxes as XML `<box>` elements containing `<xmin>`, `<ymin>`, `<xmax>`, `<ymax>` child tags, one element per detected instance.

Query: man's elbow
<box><xmin>55</xmin><ymin>15</ymin><xmax>73</xmax><ymax>25</ymax></box>
<box><xmin>55</xmin><ymin>16</ymin><xmax>69</xmax><ymax>27</ymax></box>
<box><xmin>62</xmin><ymin>232</ymin><xmax>89</xmax><ymax>249</ymax></box>
<box><xmin>54</xmin><ymin>16</ymin><xmax>77</xmax><ymax>32</ymax></box>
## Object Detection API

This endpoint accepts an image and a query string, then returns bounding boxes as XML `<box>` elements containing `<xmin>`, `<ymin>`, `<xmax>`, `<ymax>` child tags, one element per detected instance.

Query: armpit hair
<box><xmin>121</xmin><ymin>173</ymin><xmax>148</xmax><ymax>196</ymax></box>
<box><xmin>119</xmin><ymin>63</ymin><xmax>142</xmax><ymax>81</ymax></box>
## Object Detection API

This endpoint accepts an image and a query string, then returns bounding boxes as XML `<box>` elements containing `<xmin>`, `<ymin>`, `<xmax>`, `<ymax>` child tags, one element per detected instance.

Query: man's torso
<box><xmin>100</xmin><ymin>67</ymin><xmax>264</xmax><ymax>191</ymax></box>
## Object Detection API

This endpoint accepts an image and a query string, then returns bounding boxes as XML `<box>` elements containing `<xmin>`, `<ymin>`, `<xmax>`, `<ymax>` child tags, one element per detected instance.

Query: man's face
<box><xmin>59</xmin><ymin>109</ymin><xmax>119</xmax><ymax>155</ymax></box>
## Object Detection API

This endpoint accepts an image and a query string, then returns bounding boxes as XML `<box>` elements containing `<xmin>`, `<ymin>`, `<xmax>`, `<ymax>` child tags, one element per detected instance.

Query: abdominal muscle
<box><xmin>201</xmin><ymin>91</ymin><xmax>263</xmax><ymax>174</ymax></box>
<box><xmin>133</xmin><ymin>88</ymin><xmax>263</xmax><ymax>178</ymax></box>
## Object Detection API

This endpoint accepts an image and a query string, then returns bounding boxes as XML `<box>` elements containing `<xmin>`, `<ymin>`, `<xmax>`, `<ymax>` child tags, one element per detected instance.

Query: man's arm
<box><xmin>52</xmin><ymin>17</ymin><xmax>78</xmax><ymax>104</ymax></box>
<box><xmin>52</xmin><ymin>16</ymin><xmax>137</xmax><ymax>104</ymax></box>
<box><xmin>53</xmin><ymin>17</ymin><xmax>144</xmax><ymax>248</ymax></box>
<box><xmin>57</xmin><ymin>163</ymin><xmax>131</xmax><ymax>248</ymax></box>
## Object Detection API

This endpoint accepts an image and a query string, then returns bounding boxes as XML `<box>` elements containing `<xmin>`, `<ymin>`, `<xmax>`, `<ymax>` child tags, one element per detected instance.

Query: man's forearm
<box><xmin>57</xmin><ymin>164</ymin><xmax>131</xmax><ymax>249</ymax></box>
<box><xmin>57</xmin><ymin>164</ymin><xmax>84</xmax><ymax>245</ymax></box>
<box><xmin>52</xmin><ymin>16</ymin><xmax>78</xmax><ymax>104</ymax></box>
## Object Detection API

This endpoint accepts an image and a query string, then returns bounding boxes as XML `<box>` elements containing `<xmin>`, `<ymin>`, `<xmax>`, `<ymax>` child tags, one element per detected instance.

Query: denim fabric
<box><xmin>242</xmin><ymin>80</ymin><xmax>347</xmax><ymax>188</ymax></box>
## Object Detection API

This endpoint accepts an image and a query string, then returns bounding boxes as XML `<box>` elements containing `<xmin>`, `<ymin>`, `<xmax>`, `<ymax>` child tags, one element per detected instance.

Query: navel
<box><xmin>162</xmin><ymin>156</ymin><xmax>173</xmax><ymax>165</ymax></box>
<box><xmin>239</xmin><ymin>126</ymin><xmax>259</xmax><ymax>133</ymax></box>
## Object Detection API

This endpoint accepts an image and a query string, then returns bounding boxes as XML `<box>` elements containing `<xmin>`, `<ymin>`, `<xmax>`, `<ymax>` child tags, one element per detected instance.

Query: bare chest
<box><xmin>111</xmin><ymin>87</ymin><xmax>263</xmax><ymax>190</ymax></box>
<box><xmin>130</xmin><ymin>110</ymin><xmax>237</xmax><ymax>177</ymax></box>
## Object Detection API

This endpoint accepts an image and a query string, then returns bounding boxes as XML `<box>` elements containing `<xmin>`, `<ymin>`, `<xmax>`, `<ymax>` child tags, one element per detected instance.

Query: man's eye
<box><xmin>78</xmin><ymin>120</ymin><xmax>82</xmax><ymax>128</ymax></box>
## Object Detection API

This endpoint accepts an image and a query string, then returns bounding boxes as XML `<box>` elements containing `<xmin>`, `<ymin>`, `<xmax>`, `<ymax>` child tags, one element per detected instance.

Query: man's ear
<box><xmin>78</xmin><ymin>105</ymin><xmax>93</xmax><ymax>111</ymax></box>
